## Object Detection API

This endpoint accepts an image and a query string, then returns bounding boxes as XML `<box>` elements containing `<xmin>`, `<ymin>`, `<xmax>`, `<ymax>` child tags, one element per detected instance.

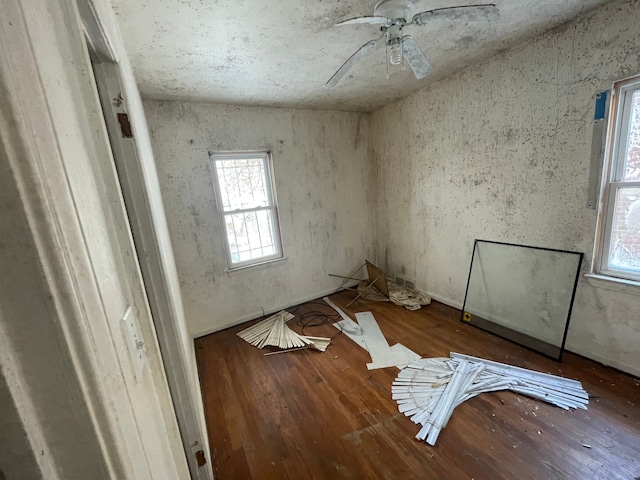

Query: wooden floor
<box><xmin>195</xmin><ymin>291</ymin><xmax>640</xmax><ymax>480</ymax></box>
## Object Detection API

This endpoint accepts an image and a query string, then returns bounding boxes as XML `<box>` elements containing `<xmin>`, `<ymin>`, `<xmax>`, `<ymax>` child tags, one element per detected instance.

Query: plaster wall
<box><xmin>144</xmin><ymin>101</ymin><xmax>374</xmax><ymax>336</ymax></box>
<box><xmin>371</xmin><ymin>0</ymin><xmax>640</xmax><ymax>376</ymax></box>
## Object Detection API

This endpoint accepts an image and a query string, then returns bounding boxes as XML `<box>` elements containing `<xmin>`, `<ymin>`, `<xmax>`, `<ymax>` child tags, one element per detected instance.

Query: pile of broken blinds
<box><xmin>393</xmin><ymin>352</ymin><xmax>589</xmax><ymax>446</ymax></box>
<box><xmin>356</xmin><ymin>279</ymin><xmax>431</xmax><ymax>311</ymax></box>
<box><xmin>237</xmin><ymin>310</ymin><xmax>331</xmax><ymax>352</ymax></box>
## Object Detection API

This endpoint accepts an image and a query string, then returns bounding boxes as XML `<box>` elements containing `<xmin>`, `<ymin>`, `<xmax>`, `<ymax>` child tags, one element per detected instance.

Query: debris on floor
<box><xmin>237</xmin><ymin>310</ymin><xmax>331</xmax><ymax>352</ymax></box>
<box><xmin>357</xmin><ymin>279</ymin><xmax>432</xmax><ymax>311</ymax></box>
<box><xmin>324</xmin><ymin>297</ymin><xmax>362</xmax><ymax>334</ymax></box>
<box><xmin>358</xmin><ymin>261</ymin><xmax>431</xmax><ymax>310</ymax></box>
<box><xmin>393</xmin><ymin>353</ymin><xmax>589</xmax><ymax>446</ymax></box>
<box><xmin>324</xmin><ymin>297</ymin><xmax>420</xmax><ymax>370</ymax></box>
<box><xmin>333</xmin><ymin>260</ymin><xmax>431</xmax><ymax>310</ymax></box>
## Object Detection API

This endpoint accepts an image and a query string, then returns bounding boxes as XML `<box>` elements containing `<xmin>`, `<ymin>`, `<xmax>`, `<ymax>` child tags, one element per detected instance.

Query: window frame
<box><xmin>209</xmin><ymin>150</ymin><xmax>284</xmax><ymax>271</ymax></box>
<box><xmin>595</xmin><ymin>76</ymin><xmax>640</xmax><ymax>282</ymax></box>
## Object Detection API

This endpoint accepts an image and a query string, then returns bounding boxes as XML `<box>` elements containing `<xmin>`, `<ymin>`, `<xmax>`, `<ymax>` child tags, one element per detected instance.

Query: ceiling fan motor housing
<box><xmin>328</xmin><ymin>2</ymin><xmax>498</xmax><ymax>87</ymax></box>
<box><xmin>374</xmin><ymin>0</ymin><xmax>416</xmax><ymax>23</ymax></box>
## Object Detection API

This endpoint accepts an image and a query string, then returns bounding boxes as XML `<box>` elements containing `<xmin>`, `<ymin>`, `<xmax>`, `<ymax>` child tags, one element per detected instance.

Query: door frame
<box><xmin>78</xmin><ymin>1</ymin><xmax>213</xmax><ymax>478</ymax></box>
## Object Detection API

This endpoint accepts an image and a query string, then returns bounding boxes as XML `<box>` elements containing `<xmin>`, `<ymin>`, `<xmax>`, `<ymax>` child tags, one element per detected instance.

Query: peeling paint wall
<box><xmin>144</xmin><ymin>101</ymin><xmax>374</xmax><ymax>336</ymax></box>
<box><xmin>371</xmin><ymin>0</ymin><xmax>640</xmax><ymax>376</ymax></box>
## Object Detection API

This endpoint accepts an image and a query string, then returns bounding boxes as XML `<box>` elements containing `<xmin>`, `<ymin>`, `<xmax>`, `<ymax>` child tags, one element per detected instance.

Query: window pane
<box><xmin>622</xmin><ymin>90</ymin><xmax>640</xmax><ymax>181</ymax></box>
<box><xmin>608</xmin><ymin>187</ymin><xmax>640</xmax><ymax>272</ymax></box>
<box><xmin>215</xmin><ymin>157</ymin><xmax>270</xmax><ymax>211</ymax></box>
<box><xmin>224</xmin><ymin>210</ymin><xmax>277</xmax><ymax>264</ymax></box>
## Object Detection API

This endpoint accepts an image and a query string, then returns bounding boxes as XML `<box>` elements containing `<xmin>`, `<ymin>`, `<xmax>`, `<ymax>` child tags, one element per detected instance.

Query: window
<box><xmin>210</xmin><ymin>151</ymin><xmax>283</xmax><ymax>269</ymax></box>
<box><xmin>597</xmin><ymin>76</ymin><xmax>640</xmax><ymax>282</ymax></box>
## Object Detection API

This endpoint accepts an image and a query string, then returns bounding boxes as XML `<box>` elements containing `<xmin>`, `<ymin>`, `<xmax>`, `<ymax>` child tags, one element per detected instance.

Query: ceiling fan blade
<box><xmin>412</xmin><ymin>4</ymin><xmax>499</xmax><ymax>25</ymax></box>
<box><xmin>326</xmin><ymin>37</ymin><xmax>381</xmax><ymax>87</ymax></box>
<box><xmin>401</xmin><ymin>36</ymin><xmax>432</xmax><ymax>80</ymax></box>
<box><xmin>335</xmin><ymin>15</ymin><xmax>390</xmax><ymax>27</ymax></box>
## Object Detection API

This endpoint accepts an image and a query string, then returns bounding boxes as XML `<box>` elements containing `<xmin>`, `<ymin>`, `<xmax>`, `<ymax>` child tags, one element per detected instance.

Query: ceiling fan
<box><xmin>327</xmin><ymin>1</ymin><xmax>500</xmax><ymax>87</ymax></box>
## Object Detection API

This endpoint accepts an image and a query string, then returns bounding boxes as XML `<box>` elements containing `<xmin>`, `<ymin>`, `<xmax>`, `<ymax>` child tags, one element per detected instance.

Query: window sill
<box><xmin>225</xmin><ymin>257</ymin><xmax>287</xmax><ymax>277</ymax></box>
<box><xmin>584</xmin><ymin>273</ymin><xmax>640</xmax><ymax>296</ymax></box>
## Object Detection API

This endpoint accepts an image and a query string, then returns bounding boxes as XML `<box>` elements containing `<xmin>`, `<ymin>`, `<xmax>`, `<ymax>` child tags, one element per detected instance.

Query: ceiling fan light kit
<box><xmin>327</xmin><ymin>1</ymin><xmax>500</xmax><ymax>87</ymax></box>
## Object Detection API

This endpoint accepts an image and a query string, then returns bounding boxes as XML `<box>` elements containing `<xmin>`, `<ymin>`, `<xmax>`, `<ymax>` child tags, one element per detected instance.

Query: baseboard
<box><xmin>193</xmin><ymin>286</ymin><xmax>639</xmax><ymax>378</ymax></box>
<box><xmin>565</xmin><ymin>343</ymin><xmax>640</xmax><ymax>378</ymax></box>
<box><xmin>425</xmin><ymin>292</ymin><xmax>640</xmax><ymax>377</ymax></box>
<box><xmin>193</xmin><ymin>281</ymin><xmax>360</xmax><ymax>339</ymax></box>
<box><xmin>425</xmin><ymin>291</ymin><xmax>464</xmax><ymax>310</ymax></box>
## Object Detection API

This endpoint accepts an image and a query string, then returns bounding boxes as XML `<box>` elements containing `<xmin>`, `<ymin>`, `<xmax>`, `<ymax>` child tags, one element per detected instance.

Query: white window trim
<box><xmin>584</xmin><ymin>273</ymin><xmax>640</xmax><ymax>297</ymax></box>
<box><xmin>592</xmin><ymin>75</ymin><xmax>640</xmax><ymax>285</ymax></box>
<box><xmin>209</xmin><ymin>150</ymin><xmax>285</xmax><ymax>271</ymax></box>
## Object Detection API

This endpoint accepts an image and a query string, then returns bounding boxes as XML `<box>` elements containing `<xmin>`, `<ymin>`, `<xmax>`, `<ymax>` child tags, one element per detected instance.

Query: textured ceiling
<box><xmin>112</xmin><ymin>0</ymin><xmax>614</xmax><ymax>112</ymax></box>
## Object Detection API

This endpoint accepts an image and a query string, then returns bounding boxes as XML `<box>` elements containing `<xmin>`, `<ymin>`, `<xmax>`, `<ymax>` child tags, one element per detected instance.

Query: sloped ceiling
<box><xmin>112</xmin><ymin>0</ymin><xmax>615</xmax><ymax>112</ymax></box>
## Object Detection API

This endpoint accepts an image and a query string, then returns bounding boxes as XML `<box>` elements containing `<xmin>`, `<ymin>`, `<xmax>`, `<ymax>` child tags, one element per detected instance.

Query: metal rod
<box><xmin>328</xmin><ymin>273</ymin><xmax>366</xmax><ymax>281</ymax></box>
<box><xmin>345</xmin><ymin>273</ymin><xmax>381</xmax><ymax>308</ymax></box>
<box><xmin>335</xmin><ymin>263</ymin><xmax>366</xmax><ymax>293</ymax></box>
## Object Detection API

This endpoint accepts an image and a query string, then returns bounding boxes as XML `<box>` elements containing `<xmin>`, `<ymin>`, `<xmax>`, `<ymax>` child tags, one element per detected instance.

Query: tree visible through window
<box><xmin>598</xmin><ymin>78</ymin><xmax>640</xmax><ymax>281</ymax></box>
<box><xmin>210</xmin><ymin>151</ymin><xmax>283</xmax><ymax>268</ymax></box>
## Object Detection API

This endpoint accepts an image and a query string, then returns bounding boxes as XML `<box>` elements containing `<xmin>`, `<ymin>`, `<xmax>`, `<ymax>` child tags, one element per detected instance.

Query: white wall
<box><xmin>144</xmin><ymin>101</ymin><xmax>374</xmax><ymax>336</ymax></box>
<box><xmin>371</xmin><ymin>0</ymin><xmax>640</xmax><ymax>375</ymax></box>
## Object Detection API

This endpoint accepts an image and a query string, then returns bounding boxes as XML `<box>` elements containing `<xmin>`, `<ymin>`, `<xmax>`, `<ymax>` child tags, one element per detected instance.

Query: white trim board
<box><xmin>356</xmin><ymin>312</ymin><xmax>400</xmax><ymax>369</ymax></box>
<box><xmin>565</xmin><ymin>344</ymin><xmax>640</xmax><ymax>379</ymax></box>
<box><xmin>333</xmin><ymin>320</ymin><xmax>420</xmax><ymax>370</ymax></box>
<box><xmin>426</xmin><ymin>291</ymin><xmax>464</xmax><ymax>310</ymax></box>
<box><xmin>326</xmin><ymin>304</ymin><xmax>419</xmax><ymax>370</ymax></box>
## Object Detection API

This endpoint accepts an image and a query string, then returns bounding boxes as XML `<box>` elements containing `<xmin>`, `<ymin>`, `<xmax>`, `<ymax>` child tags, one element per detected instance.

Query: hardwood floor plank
<box><xmin>195</xmin><ymin>291</ymin><xmax>640</xmax><ymax>479</ymax></box>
